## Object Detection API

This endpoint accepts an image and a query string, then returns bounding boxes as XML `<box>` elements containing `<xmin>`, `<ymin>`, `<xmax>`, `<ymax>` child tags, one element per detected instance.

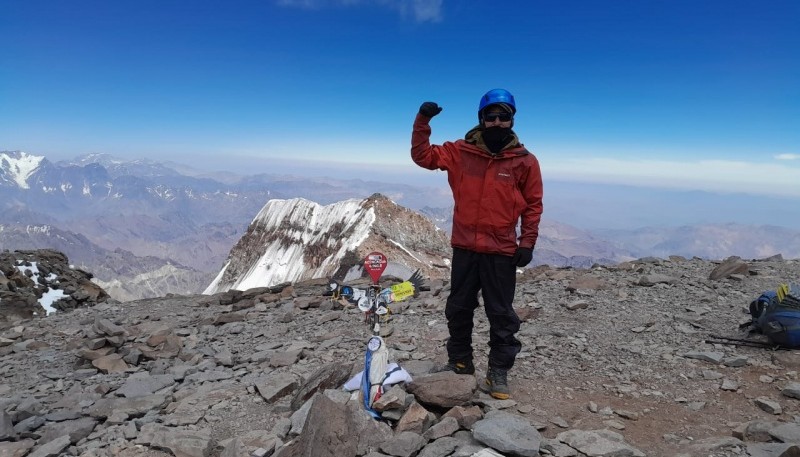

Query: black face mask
<box><xmin>482</xmin><ymin>126</ymin><xmax>512</xmax><ymax>155</ymax></box>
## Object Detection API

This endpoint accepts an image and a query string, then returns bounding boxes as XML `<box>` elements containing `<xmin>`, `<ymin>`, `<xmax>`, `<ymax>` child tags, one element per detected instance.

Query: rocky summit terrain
<box><xmin>1</xmin><ymin>249</ymin><xmax>109</xmax><ymax>326</ymax></box>
<box><xmin>2</xmin><ymin>251</ymin><xmax>800</xmax><ymax>457</ymax></box>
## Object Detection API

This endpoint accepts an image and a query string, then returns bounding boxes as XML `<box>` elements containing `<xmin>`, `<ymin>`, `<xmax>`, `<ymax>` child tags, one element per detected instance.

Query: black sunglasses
<box><xmin>483</xmin><ymin>112</ymin><xmax>513</xmax><ymax>122</ymax></box>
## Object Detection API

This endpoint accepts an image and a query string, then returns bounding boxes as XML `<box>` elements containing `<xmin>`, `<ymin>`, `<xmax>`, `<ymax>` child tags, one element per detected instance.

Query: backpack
<box><xmin>749</xmin><ymin>284</ymin><xmax>800</xmax><ymax>348</ymax></box>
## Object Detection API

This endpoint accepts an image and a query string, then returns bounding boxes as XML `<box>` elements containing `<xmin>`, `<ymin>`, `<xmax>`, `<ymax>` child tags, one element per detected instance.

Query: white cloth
<box><xmin>343</xmin><ymin>363</ymin><xmax>413</xmax><ymax>391</ymax></box>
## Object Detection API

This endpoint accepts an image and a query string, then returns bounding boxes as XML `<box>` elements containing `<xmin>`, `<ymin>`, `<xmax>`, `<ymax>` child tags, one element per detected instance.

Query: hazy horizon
<box><xmin>13</xmin><ymin>149</ymin><xmax>798</xmax><ymax>231</ymax></box>
<box><xmin>3</xmin><ymin>148</ymin><xmax>800</xmax><ymax>265</ymax></box>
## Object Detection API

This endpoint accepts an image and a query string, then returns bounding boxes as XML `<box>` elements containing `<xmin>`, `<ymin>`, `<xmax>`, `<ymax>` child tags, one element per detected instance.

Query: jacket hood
<box><xmin>464</xmin><ymin>125</ymin><xmax>524</xmax><ymax>155</ymax></box>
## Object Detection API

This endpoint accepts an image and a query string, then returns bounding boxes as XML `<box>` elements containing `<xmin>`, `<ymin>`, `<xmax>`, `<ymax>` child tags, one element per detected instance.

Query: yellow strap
<box><xmin>777</xmin><ymin>283</ymin><xmax>790</xmax><ymax>302</ymax></box>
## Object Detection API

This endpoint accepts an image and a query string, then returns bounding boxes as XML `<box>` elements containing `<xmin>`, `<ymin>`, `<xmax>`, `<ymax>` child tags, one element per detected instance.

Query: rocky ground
<box><xmin>1</xmin><ymin>249</ymin><xmax>109</xmax><ymax>324</ymax></box>
<box><xmin>2</xmin><ymin>252</ymin><xmax>800</xmax><ymax>457</ymax></box>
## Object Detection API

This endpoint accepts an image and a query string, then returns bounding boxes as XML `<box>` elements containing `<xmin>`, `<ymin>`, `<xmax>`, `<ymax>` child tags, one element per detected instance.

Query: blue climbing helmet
<box><xmin>478</xmin><ymin>88</ymin><xmax>517</xmax><ymax>119</ymax></box>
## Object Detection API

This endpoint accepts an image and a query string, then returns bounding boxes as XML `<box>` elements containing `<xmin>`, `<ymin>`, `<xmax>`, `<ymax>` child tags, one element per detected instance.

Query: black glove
<box><xmin>511</xmin><ymin>247</ymin><xmax>533</xmax><ymax>267</ymax></box>
<box><xmin>419</xmin><ymin>102</ymin><xmax>442</xmax><ymax>118</ymax></box>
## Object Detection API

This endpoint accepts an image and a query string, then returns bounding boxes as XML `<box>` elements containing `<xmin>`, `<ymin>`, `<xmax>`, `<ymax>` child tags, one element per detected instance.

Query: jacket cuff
<box><xmin>415</xmin><ymin>113</ymin><xmax>432</xmax><ymax>123</ymax></box>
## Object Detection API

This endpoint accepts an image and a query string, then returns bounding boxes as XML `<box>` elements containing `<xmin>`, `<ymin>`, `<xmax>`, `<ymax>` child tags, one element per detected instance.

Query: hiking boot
<box><xmin>434</xmin><ymin>360</ymin><xmax>475</xmax><ymax>375</ymax></box>
<box><xmin>481</xmin><ymin>366</ymin><xmax>510</xmax><ymax>399</ymax></box>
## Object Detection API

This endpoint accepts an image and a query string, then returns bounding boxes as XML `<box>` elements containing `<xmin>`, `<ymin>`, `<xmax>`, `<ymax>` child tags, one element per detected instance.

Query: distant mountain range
<box><xmin>2</xmin><ymin>150</ymin><xmax>798</xmax><ymax>300</ymax></box>
<box><xmin>596</xmin><ymin>224</ymin><xmax>800</xmax><ymax>260</ymax></box>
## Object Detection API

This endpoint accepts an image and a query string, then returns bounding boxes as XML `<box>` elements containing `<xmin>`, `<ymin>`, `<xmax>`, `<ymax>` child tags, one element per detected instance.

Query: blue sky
<box><xmin>2</xmin><ymin>0</ymin><xmax>799</xmax><ymax>198</ymax></box>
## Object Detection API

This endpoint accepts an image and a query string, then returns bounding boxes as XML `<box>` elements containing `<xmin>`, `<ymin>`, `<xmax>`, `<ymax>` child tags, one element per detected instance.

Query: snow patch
<box><xmin>1</xmin><ymin>151</ymin><xmax>42</xmax><ymax>189</ymax></box>
<box><xmin>389</xmin><ymin>239</ymin><xmax>422</xmax><ymax>263</ymax></box>
<box><xmin>39</xmin><ymin>288</ymin><xmax>67</xmax><ymax>315</ymax></box>
<box><xmin>14</xmin><ymin>261</ymin><xmax>62</xmax><ymax>315</ymax></box>
<box><xmin>26</xmin><ymin>225</ymin><xmax>51</xmax><ymax>235</ymax></box>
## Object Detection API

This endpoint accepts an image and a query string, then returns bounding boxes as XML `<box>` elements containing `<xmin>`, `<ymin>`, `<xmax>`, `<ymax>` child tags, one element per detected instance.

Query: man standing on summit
<box><xmin>410</xmin><ymin>89</ymin><xmax>543</xmax><ymax>399</ymax></box>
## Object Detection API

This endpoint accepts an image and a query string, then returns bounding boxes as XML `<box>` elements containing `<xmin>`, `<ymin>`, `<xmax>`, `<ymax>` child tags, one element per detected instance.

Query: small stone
<box><xmin>723</xmin><ymin>356</ymin><xmax>748</xmax><ymax>367</ymax></box>
<box><xmin>702</xmin><ymin>370</ymin><xmax>724</xmax><ymax>380</ymax></box>
<box><xmin>683</xmin><ymin>351</ymin><xmax>724</xmax><ymax>364</ymax></box>
<box><xmin>615</xmin><ymin>409</ymin><xmax>639</xmax><ymax>421</ymax></box>
<box><xmin>782</xmin><ymin>382</ymin><xmax>800</xmax><ymax>400</ymax></box>
<box><xmin>517</xmin><ymin>404</ymin><xmax>534</xmax><ymax>414</ymax></box>
<box><xmin>603</xmin><ymin>419</ymin><xmax>626</xmax><ymax>430</ymax></box>
<box><xmin>687</xmin><ymin>401</ymin><xmax>706</xmax><ymax>411</ymax></box>
<box><xmin>565</xmin><ymin>300</ymin><xmax>590</xmax><ymax>311</ymax></box>
<box><xmin>550</xmin><ymin>416</ymin><xmax>569</xmax><ymax>428</ymax></box>
<box><xmin>721</xmin><ymin>379</ymin><xmax>739</xmax><ymax>391</ymax></box>
<box><xmin>754</xmin><ymin>397</ymin><xmax>782</xmax><ymax>415</ymax></box>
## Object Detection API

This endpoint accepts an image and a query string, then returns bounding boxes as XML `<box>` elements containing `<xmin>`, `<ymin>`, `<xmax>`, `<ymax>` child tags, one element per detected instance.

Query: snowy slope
<box><xmin>204</xmin><ymin>198</ymin><xmax>375</xmax><ymax>293</ymax></box>
<box><xmin>0</xmin><ymin>151</ymin><xmax>43</xmax><ymax>189</ymax></box>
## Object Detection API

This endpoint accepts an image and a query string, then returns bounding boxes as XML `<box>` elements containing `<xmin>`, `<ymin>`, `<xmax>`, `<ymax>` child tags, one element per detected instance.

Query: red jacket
<box><xmin>411</xmin><ymin>113</ymin><xmax>543</xmax><ymax>256</ymax></box>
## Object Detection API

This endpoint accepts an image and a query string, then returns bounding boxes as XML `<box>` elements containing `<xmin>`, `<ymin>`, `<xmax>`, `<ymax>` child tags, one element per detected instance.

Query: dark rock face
<box><xmin>0</xmin><ymin>249</ymin><xmax>109</xmax><ymax>328</ymax></box>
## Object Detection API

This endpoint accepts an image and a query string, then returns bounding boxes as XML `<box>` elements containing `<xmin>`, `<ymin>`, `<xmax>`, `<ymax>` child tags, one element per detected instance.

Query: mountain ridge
<box><xmin>2</xmin><ymin>150</ymin><xmax>799</xmax><ymax>302</ymax></box>
<box><xmin>206</xmin><ymin>194</ymin><xmax>451</xmax><ymax>293</ymax></box>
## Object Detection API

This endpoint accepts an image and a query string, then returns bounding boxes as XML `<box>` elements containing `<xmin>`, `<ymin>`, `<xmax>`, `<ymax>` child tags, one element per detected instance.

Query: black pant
<box><xmin>445</xmin><ymin>247</ymin><xmax>522</xmax><ymax>370</ymax></box>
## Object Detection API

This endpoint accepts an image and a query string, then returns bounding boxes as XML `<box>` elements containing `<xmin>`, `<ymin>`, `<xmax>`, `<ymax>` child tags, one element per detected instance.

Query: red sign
<box><xmin>364</xmin><ymin>252</ymin><xmax>387</xmax><ymax>284</ymax></box>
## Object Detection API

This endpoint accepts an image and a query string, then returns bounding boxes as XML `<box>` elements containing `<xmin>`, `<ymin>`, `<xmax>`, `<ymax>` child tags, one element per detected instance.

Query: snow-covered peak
<box><xmin>0</xmin><ymin>150</ymin><xmax>44</xmax><ymax>189</ymax></box>
<box><xmin>204</xmin><ymin>195</ymin><xmax>453</xmax><ymax>294</ymax></box>
<box><xmin>205</xmin><ymin>197</ymin><xmax>376</xmax><ymax>293</ymax></box>
<box><xmin>63</xmin><ymin>153</ymin><xmax>123</xmax><ymax>167</ymax></box>
<box><xmin>251</xmin><ymin>197</ymin><xmax>370</xmax><ymax>240</ymax></box>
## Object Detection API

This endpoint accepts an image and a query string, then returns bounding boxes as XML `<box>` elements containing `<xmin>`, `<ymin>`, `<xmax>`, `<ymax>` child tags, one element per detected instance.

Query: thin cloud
<box><xmin>275</xmin><ymin>0</ymin><xmax>443</xmax><ymax>22</ymax></box>
<box><xmin>775</xmin><ymin>153</ymin><xmax>800</xmax><ymax>160</ymax></box>
<box><xmin>403</xmin><ymin>0</ymin><xmax>443</xmax><ymax>22</ymax></box>
<box><xmin>276</xmin><ymin>0</ymin><xmax>319</xmax><ymax>8</ymax></box>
